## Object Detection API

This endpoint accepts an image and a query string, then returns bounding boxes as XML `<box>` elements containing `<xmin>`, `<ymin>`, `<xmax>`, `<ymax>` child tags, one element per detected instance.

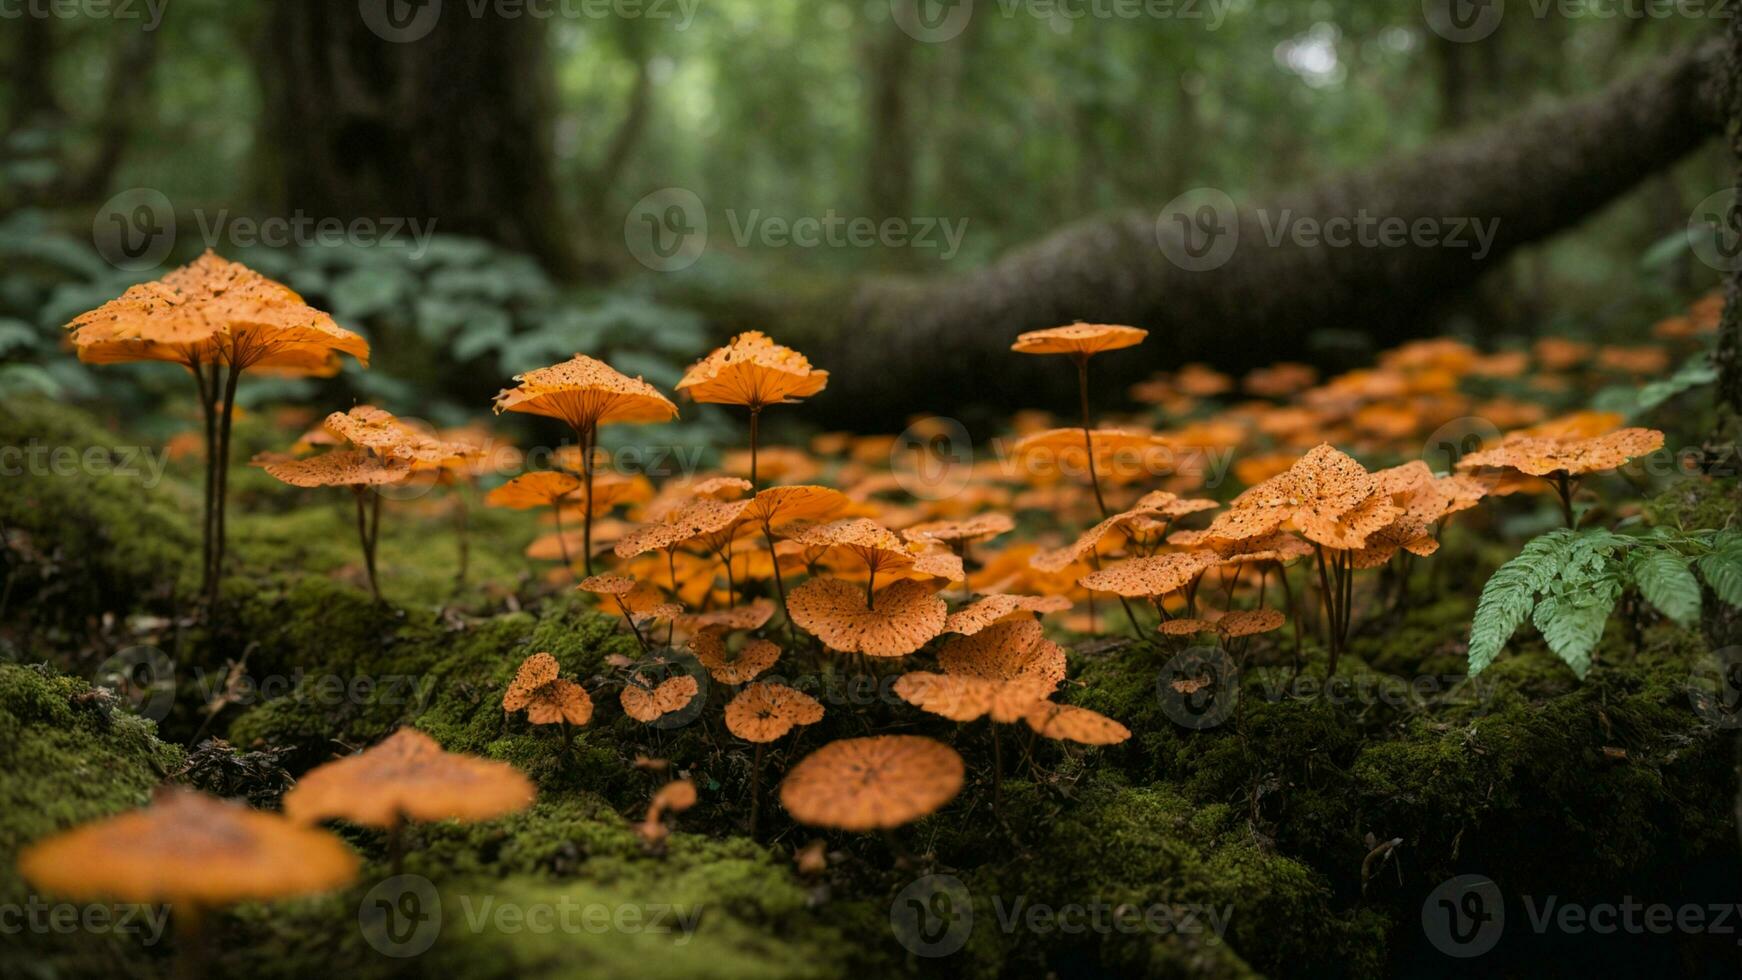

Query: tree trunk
<box><xmin>864</xmin><ymin>23</ymin><xmax>915</xmax><ymax>229</ymax></box>
<box><xmin>1720</xmin><ymin>19</ymin><xmax>1742</xmax><ymax>421</ymax></box>
<box><xmin>721</xmin><ymin>43</ymin><xmax>1725</xmax><ymax>432</ymax></box>
<box><xmin>256</xmin><ymin>0</ymin><xmax>580</xmax><ymax>275</ymax></box>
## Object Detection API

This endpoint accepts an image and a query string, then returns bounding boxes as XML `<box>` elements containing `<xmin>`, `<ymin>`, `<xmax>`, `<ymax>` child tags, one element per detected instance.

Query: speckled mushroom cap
<box><xmin>20</xmin><ymin>786</ymin><xmax>358</xmax><ymax>905</ymax></box>
<box><xmin>1457</xmin><ymin>427</ymin><xmax>1663</xmax><ymax>478</ymax></box>
<box><xmin>252</xmin><ymin>449</ymin><xmax>411</xmax><ymax>488</ymax></box>
<box><xmin>780</xmin><ymin>735</ymin><xmax>964</xmax><ymax>831</ymax></box>
<box><xmin>1079</xmin><ymin>551</ymin><xmax>1218</xmax><ymax>599</ymax></box>
<box><xmin>676</xmin><ymin>331</ymin><xmax>830</xmax><ymax>407</ymax></box>
<box><xmin>785</xmin><ymin>577</ymin><xmax>946</xmax><ymax>657</ymax></box>
<box><xmin>283</xmin><ymin>728</ymin><xmax>535</xmax><ymax>828</ymax></box>
<box><xmin>487</xmin><ymin>471</ymin><xmax>584</xmax><ymax>509</ymax></box>
<box><xmin>893</xmin><ymin>671</ymin><xmax>1054</xmax><ymax>724</ymax></box>
<box><xmin>1010</xmin><ymin>322</ymin><xmax>1148</xmax><ymax>357</ymax></box>
<box><xmin>621</xmin><ymin>675</ymin><xmax>701</xmax><ymax>722</ymax></box>
<box><xmin>493</xmin><ymin>354</ymin><xmax>678</xmax><ymax>430</ymax></box>
<box><xmin>725</xmin><ymin>682</ymin><xmax>825</xmax><ymax>742</ymax></box>
<box><xmin>943</xmin><ymin>594</ymin><xmax>1071</xmax><ymax>636</ymax></box>
<box><xmin>1023</xmin><ymin>702</ymin><xmax>1131</xmax><ymax>745</ymax></box>
<box><xmin>937</xmin><ymin>618</ymin><xmax>1066</xmax><ymax>691</ymax></box>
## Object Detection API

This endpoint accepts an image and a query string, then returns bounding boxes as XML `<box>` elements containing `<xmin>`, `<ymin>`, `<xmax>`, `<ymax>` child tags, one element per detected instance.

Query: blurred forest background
<box><xmin>0</xmin><ymin>0</ymin><xmax>1731</xmax><ymax>440</ymax></box>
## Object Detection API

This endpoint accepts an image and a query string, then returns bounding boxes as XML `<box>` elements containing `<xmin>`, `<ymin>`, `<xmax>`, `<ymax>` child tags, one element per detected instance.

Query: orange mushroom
<box><xmin>503</xmin><ymin>652</ymin><xmax>594</xmax><ymax>747</ymax></box>
<box><xmin>493</xmin><ymin>354</ymin><xmax>679</xmax><ymax>574</ymax></box>
<box><xmin>252</xmin><ymin>449</ymin><xmax>412</xmax><ymax>601</ymax></box>
<box><xmin>726</xmin><ymin>680</ymin><xmax>825</xmax><ymax>835</ymax></box>
<box><xmin>676</xmin><ymin>331</ymin><xmax>829</xmax><ymax>488</ymax></box>
<box><xmin>780</xmin><ymin>735</ymin><xmax>964</xmax><ymax>832</ymax></box>
<box><xmin>283</xmin><ymin>728</ymin><xmax>534</xmax><ymax>874</ymax></box>
<box><xmin>1011</xmin><ymin>322</ymin><xmax>1148</xmax><ymax>515</ymax></box>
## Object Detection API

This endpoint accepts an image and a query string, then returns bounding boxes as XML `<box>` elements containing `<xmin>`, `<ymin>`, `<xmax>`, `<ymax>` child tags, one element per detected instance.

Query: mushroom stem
<box><xmin>208</xmin><ymin>361</ymin><xmax>242</xmax><ymax>609</ymax></box>
<box><xmin>1551</xmin><ymin>472</ymin><xmax>1578</xmax><ymax>529</ymax></box>
<box><xmin>173</xmin><ymin>904</ymin><xmax>207</xmax><ymax>980</ymax></box>
<box><xmin>579</xmin><ymin>424</ymin><xmax>597</xmax><ymax>577</ymax></box>
<box><xmin>1313</xmin><ymin>544</ymin><xmax>1339</xmax><ymax>672</ymax></box>
<box><xmin>748</xmin><ymin>405</ymin><xmax>761</xmax><ymax>491</ymax></box>
<box><xmin>387</xmin><ymin>816</ymin><xmax>406</xmax><ymax>878</ymax></box>
<box><xmin>865</xmin><ymin>564</ymin><xmax>877</xmax><ymax>609</ymax></box>
<box><xmin>353</xmin><ymin>489</ymin><xmax>382</xmax><ymax>602</ymax></box>
<box><xmin>1074</xmin><ymin>354</ymin><xmax>1110</xmax><ymax>519</ymax></box>
<box><xmin>192</xmin><ymin>359</ymin><xmax>216</xmax><ymax>594</ymax></box>
<box><xmin>991</xmin><ymin>722</ymin><xmax>1003</xmax><ymax>815</ymax></box>
<box><xmin>763</xmin><ymin>524</ymin><xmax>799</xmax><ymax>646</ymax></box>
<box><xmin>453</xmin><ymin>489</ymin><xmax>471</xmax><ymax>595</ymax></box>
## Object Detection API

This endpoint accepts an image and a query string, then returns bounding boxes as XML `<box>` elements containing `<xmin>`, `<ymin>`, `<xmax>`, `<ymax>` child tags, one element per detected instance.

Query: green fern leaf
<box><xmin>1630</xmin><ymin>548</ymin><xmax>1702</xmax><ymax>628</ymax></box>
<box><xmin>1698</xmin><ymin>543</ymin><xmax>1742</xmax><ymax>609</ymax></box>
<box><xmin>1468</xmin><ymin>531</ymin><xmax>1574</xmax><ymax>676</ymax></box>
<box><xmin>1532</xmin><ymin>589</ymin><xmax>1617</xmax><ymax>680</ymax></box>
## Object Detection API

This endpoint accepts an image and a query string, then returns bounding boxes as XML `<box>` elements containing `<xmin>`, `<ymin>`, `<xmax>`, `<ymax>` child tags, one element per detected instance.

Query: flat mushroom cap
<box><xmin>18</xmin><ymin>787</ymin><xmax>358</xmax><ymax>906</ymax></box>
<box><xmin>676</xmin><ymin>599</ymin><xmax>776</xmax><ymax>633</ymax></box>
<box><xmin>1456</xmin><ymin>427</ymin><xmax>1665</xmax><ymax>477</ymax></box>
<box><xmin>1158</xmin><ymin>618</ymin><xmax>1215</xmax><ymax>637</ymax></box>
<box><xmin>252</xmin><ymin>449</ymin><xmax>411</xmax><ymax>488</ymax></box>
<box><xmin>741</xmin><ymin>485</ymin><xmax>849</xmax><ymax>528</ymax></box>
<box><xmin>493</xmin><ymin>354</ymin><xmax>679</xmax><ymax>430</ymax></box>
<box><xmin>893</xmin><ymin>671</ymin><xmax>1054</xmax><ymax>723</ymax></box>
<box><xmin>578</xmin><ymin>574</ymin><xmax>639</xmax><ymax>596</ymax></box>
<box><xmin>487</xmin><ymin>471</ymin><xmax>583</xmax><ymax>509</ymax></box>
<box><xmin>283</xmin><ymin>728</ymin><xmax>535</xmax><ymax>827</ymax></box>
<box><xmin>67</xmin><ymin>251</ymin><xmax>369</xmax><ymax>369</ymax></box>
<box><xmin>1011</xmin><ymin>322</ymin><xmax>1148</xmax><ymax>357</ymax></box>
<box><xmin>780</xmin><ymin>735</ymin><xmax>965</xmax><ymax>831</ymax></box>
<box><xmin>676</xmin><ymin>331</ymin><xmax>830</xmax><ymax>407</ymax></box>
<box><xmin>690</xmin><ymin>629</ymin><xmax>782</xmax><ymax>684</ymax></box>
<box><xmin>1023</xmin><ymin>702</ymin><xmax>1132</xmax><ymax>745</ymax></box>
<box><xmin>902</xmin><ymin>513</ymin><xmax>1016</xmax><ymax>547</ymax></box>
<box><xmin>785</xmin><ymin>577</ymin><xmax>946</xmax><ymax>657</ymax></box>
<box><xmin>1217</xmin><ymin>608</ymin><xmax>1286</xmax><ymax>638</ymax></box>
<box><xmin>621</xmin><ymin>675</ymin><xmax>702</xmax><ymax>722</ymax></box>
<box><xmin>725</xmin><ymin>682</ymin><xmax>825</xmax><ymax>742</ymax></box>
<box><xmin>526</xmin><ymin>679</ymin><xmax>593</xmax><ymax>726</ymax></box>
<box><xmin>937</xmin><ymin>618</ymin><xmax>1067</xmax><ymax>690</ymax></box>
<box><xmin>504</xmin><ymin>652</ymin><xmax>560</xmax><ymax>712</ymax></box>
<box><xmin>1079</xmin><ymin>551</ymin><xmax>1218</xmax><ymax>598</ymax></box>
<box><xmin>614</xmin><ymin>497</ymin><xmax>750</xmax><ymax>558</ymax></box>
<box><xmin>793</xmin><ymin>518</ymin><xmax>915</xmax><ymax>571</ymax></box>
<box><xmin>944</xmin><ymin>594</ymin><xmax>1072</xmax><ymax>636</ymax></box>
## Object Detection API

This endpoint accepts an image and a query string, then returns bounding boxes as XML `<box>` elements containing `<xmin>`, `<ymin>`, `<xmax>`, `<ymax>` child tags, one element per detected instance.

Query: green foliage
<box><xmin>1469</xmin><ymin>526</ymin><xmax>1738</xmax><ymax>679</ymax></box>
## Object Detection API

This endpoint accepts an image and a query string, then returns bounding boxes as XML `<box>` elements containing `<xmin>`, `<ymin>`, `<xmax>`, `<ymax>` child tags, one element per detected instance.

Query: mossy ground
<box><xmin>2</xmin><ymin>397</ymin><xmax>1739</xmax><ymax>978</ymax></box>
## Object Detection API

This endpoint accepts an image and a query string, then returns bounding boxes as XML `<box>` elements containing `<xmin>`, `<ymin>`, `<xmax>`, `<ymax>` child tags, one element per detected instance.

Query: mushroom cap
<box><xmin>943</xmin><ymin>594</ymin><xmax>1072</xmax><ymax>636</ymax></box>
<box><xmin>487</xmin><ymin>471</ymin><xmax>583</xmax><ymax>509</ymax></box>
<box><xmin>780</xmin><ymin>735</ymin><xmax>964</xmax><ymax>831</ymax></box>
<box><xmin>1023</xmin><ymin>702</ymin><xmax>1131</xmax><ymax>745</ymax></box>
<box><xmin>725</xmin><ymin>682</ymin><xmax>825</xmax><ymax>742</ymax></box>
<box><xmin>18</xmin><ymin>787</ymin><xmax>358</xmax><ymax>906</ymax></box>
<box><xmin>1202</xmin><ymin>444</ymin><xmax>1396</xmax><ymax>549</ymax></box>
<box><xmin>676</xmin><ymin>599</ymin><xmax>776</xmax><ymax>633</ymax></box>
<box><xmin>252</xmin><ymin>449</ymin><xmax>411</xmax><ymax>488</ymax></box>
<box><xmin>690</xmin><ymin>629</ymin><xmax>782</xmax><ymax>684</ymax></box>
<box><xmin>503</xmin><ymin>653</ymin><xmax>593</xmax><ymax>726</ymax></box>
<box><xmin>1216</xmin><ymin>608</ymin><xmax>1285</xmax><ymax>638</ymax></box>
<box><xmin>937</xmin><ymin>618</ymin><xmax>1067</xmax><ymax>690</ymax></box>
<box><xmin>689</xmin><ymin>475</ymin><xmax>755</xmax><ymax>499</ymax></box>
<box><xmin>66</xmin><ymin>251</ymin><xmax>369</xmax><ymax>370</ymax></box>
<box><xmin>676</xmin><ymin>331</ymin><xmax>830</xmax><ymax>407</ymax></box>
<box><xmin>741</xmin><ymin>485</ymin><xmax>850</xmax><ymax>528</ymax></box>
<box><xmin>1011</xmin><ymin>323</ymin><xmax>1148</xmax><ymax>357</ymax></box>
<box><xmin>283</xmin><ymin>728</ymin><xmax>535</xmax><ymax>828</ymax></box>
<box><xmin>792</xmin><ymin>518</ymin><xmax>916</xmax><ymax>573</ymax></box>
<box><xmin>323</xmin><ymin>406</ymin><xmax>478</xmax><ymax>469</ymax></box>
<box><xmin>1456</xmin><ymin>427</ymin><xmax>1664</xmax><ymax>478</ymax></box>
<box><xmin>902</xmin><ymin>513</ymin><xmax>1015</xmax><ymax>547</ymax></box>
<box><xmin>577</xmin><ymin>573</ymin><xmax>639</xmax><ymax>596</ymax></box>
<box><xmin>493</xmin><ymin>354</ymin><xmax>679</xmax><ymax>430</ymax></box>
<box><xmin>785</xmin><ymin>577</ymin><xmax>946</xmax><ymax>657</ymax></box>
<box><xmin>614</xmin><ymin>497</ymin><xmax>750</xmax><ymax>558</ymax></box>
<box><xmin>650</xmin><ymin>780</ymin><xmax>699</xmax><ymax>816</ymax></box>
<box><xmin>620</xmin><ymin>675</ymin><xmax>701</xmax><ymax>722</ymax></box>
<box><xmin>1079</xmin><ymin>551</ymin><xmax>1218</xmax><ymax>599</ymax></box>
<box><xmin>894</xmin><ymin>671</ymin><xmax>1054</xmax><ymax>723</ymax></box>
<box><xmin>1158</xmin><ymin>618</ymin><xmax>1214</xmax><ymax>637</ymax></box>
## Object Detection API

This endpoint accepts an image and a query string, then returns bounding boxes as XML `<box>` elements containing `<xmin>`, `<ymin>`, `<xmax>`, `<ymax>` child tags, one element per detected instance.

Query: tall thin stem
<box><xmin>193</xmin><ymin>359</ymin><xmax>216</xmax><ymax>593</ymax></box>
<box><xmin>1552</xmin><ymin>472</ymin><xmax>1578</xmax><ymax>529</ymax></box>
<box><xmin>748</xmin><ymin>406</ymin><xmax>761</xmax><ymax>491</ymax></box>
<box><xmin>209</xmin><ymin>362</ymin><xmax>241</xmax><ymax>608</ymax></box>
<box><xmin>1075</xmin><ymin>355</ymin><xmax>1110</xmax><ymax>518</ymax></box>
<box><xmin>580</xmin><ymin>425</ymin><xmax>597</xmax><ymax>576</ymax></box>
<box><xmin>553</xmin><ymin>497</ymin><xmax>572</xmax><ymax>568</ymax></box>
<box><xmin>749</xmin><ymin>742</ymin><xmax>765</xmax><ymax>837</ymax></box>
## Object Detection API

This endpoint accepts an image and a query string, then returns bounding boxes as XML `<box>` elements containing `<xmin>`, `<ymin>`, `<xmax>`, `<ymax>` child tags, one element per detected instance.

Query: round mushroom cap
<box><xmin>1023</xmin><ymin>702</ymin><xmax>1131</xmax><ymax>745</ymax></box>
<box><xmin>893</xmin><ymin>671</ymin><xmax>1053</xmax><ymax>724</ymax></box>
<box><xmin>19</xmin><ymin>786</ymin><xmax>357</xmax><ymax>906</ymax></box>
<box><xmin>741</xmin><ymin>485</ymin><xmax>849</xmax><ymax>529</ymax></box>
<box><xmin>621</xmin><ymin>674</ymin><xmax>701</xmax><ymax>722</ymax></box>
<box><xmin>1011</xmin><ymin>323</ymin><xmax>1148</xmax><ymax>357</ymax></box>
<box><xmin>676</xmin><ymin>331</ymin><xmax>829</xmax><ymax>407</ymax></box>
<box><xmin>785</xmin><ymin>577</ymin><xmax>946</xmax><ymax>657</ymax></box>
<box><xmin>937</xmin><ymin>618</ymin><xmax>1066</xmax><ymax>690</ymax></box>
<box><xmin>283</xmin><ymin>728</ymin><xmax>535</xmax><ymax>828</ymax></box>
<box><xmin>488</xmin><ymin>471</ymin><xmax>583</xmax><ymax>510</ymax></box>
<box><xmin>725</xmin><ymin>682</ymin><xmax>825</xmax><ymax>742</ymax></box>
<box><xmin>493</xmin><ymin>354</ymin><xmax>679</xmax><ymax>430</ymax></box>
<box><xmin>252</xmin><ymin>449</ymin><xmax>411</xmax><ymax>489</ymax></box>
<box><xmin>690</xmin><ymin>629</ymin><xmax>782</xmax><ymax>684</ymax></box>
<box><xmin>943</xmin><ymin>594</ymin><xmax>1072</xmax><ymax>636</ymax></box>
<box><xmin>780</xmin><ymin>735</ymin><xmax>964</xmax><ymax>831</ymax></box>
<box><xmin>1079</xmin><ymin>551</ymin><xmax>1218</xmax><ymax>599</ymax></box>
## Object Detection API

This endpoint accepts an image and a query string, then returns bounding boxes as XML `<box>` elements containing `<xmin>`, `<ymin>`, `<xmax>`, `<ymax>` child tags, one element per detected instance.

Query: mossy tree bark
<box><xmin>696</xmin><ymin>43</ymin><xmax>1726</xmax><ymax>431</ymax></box>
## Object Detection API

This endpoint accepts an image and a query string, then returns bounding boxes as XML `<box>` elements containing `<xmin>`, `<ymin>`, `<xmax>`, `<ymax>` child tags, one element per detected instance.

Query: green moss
<box><xmin>0</xmin><ymin>664</ymin><xmax>183</xmax><ymax>976</ymax></box>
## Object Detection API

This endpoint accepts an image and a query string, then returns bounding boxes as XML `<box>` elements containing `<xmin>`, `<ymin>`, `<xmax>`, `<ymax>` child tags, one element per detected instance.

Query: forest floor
<box><xmin>2</xmin><ymin>397</ymin><xmax>1740</xmax><ymax>979</ymax></box>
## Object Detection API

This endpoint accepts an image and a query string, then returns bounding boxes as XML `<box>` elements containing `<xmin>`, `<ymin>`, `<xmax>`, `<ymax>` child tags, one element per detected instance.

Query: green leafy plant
<box><xmin>1468</xmin><ymin>527</ymin><xmax>1742</xmax><ymax>679</ymax></box>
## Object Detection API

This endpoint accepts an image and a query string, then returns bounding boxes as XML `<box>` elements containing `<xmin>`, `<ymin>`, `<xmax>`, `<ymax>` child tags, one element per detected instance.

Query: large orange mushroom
<box><xmin>1011</xmin><ymin>322</ymin><xmax>1148</xmax><ymax>516</ymax></box>
<box><xmin>65</xmin><ymin>251</ymin><xmax>368</xmax><ymax>604</ymax></box>
<box><xmin>283</xmin><ymin>727</ymin><xmax>534</xmax><ymax>874</ymax></box>
<box><xmin>725</xmin><ymin>680</ymin><xmax>825</xmax><ymax>835</ymax></box>
<box><xmin>780</xmin><ymin>735</ymin><xmax>964</xmax><ymax>833</ymax></box>
<box><xmin>493</xmin><ymin>354</ymin><xmax>678</xmax><ymax>574</ymax></box>
<box><xmin>676</xmin><ymin>331</ymin><xmax>829</xmax><ymax>488</ymax></box>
